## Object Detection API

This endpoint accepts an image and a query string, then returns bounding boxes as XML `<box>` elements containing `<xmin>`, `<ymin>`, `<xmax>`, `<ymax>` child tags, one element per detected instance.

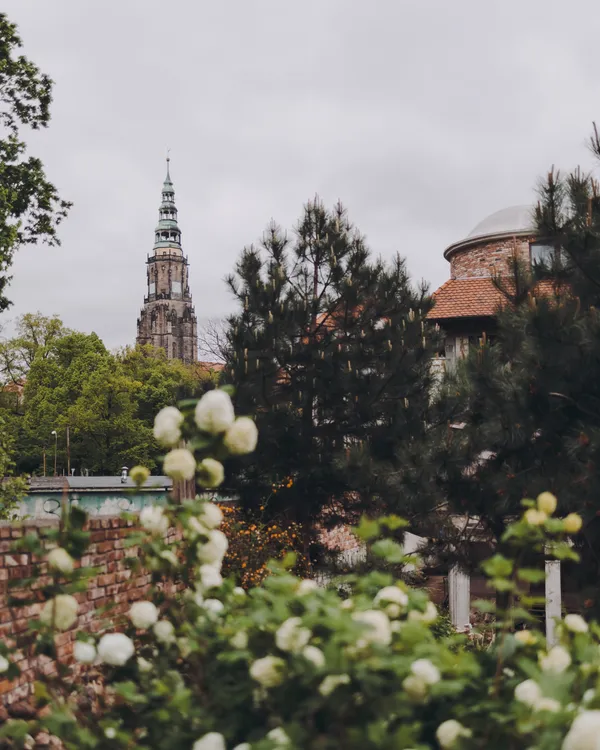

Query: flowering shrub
<box><xmin>218</xmin><ymin>503</ymin><xmax>309</xmax><ymax>588</ymax></box>
<box><xmin>0</xmin><ymin>389</ymin><xmax>598</xmax><ymax>749</ymax></box>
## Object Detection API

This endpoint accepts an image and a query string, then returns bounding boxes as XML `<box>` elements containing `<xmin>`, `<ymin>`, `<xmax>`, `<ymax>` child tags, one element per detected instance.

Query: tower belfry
<box><xmin>136</xmin><ymin>158</ymin><xmax>198</xmax><ymax>363</ymax></box>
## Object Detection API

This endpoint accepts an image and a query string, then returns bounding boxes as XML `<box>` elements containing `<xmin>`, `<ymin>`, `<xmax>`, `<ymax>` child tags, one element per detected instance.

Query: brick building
<box><xmin>428</xmin><ymin>205</ymin><xmax>552</xmax><ymax>366</ymax></box>
<box><xmin>136</xmin><ymin>159</ymin><xmax>198</xmax><ymax>364</ymax></box>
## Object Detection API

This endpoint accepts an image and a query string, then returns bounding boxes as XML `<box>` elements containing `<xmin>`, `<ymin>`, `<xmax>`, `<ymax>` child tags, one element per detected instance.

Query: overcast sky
<box><xmin>3</xmin><ymin>1</ymin><xmax>600</xmax><ymax>351</ymax></box>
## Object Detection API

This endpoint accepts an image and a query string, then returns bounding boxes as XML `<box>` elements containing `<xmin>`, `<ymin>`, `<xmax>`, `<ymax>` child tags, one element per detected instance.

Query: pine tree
<box><xmin>421</xmin><ymin>126</ymin><xmax>600</xmax><ymax>606</ymax></box>
<box><xmin>223</xmin><ymin>198</ymin><xmax>438</xmax><ymax>551</ymax></box>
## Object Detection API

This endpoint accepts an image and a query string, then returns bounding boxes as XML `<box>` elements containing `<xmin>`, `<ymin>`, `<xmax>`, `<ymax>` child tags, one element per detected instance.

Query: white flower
<box><xmin>153</xmin><ymin>619</ymin><xmax>175</xmax><ymax>644</ymax></box>
<box><xmin>232</xmin><ymin>586</ymin><xmax>246</xmax><ymax>598</ymax></box>
<box><xmin>536</xmin><ymin>697</ymin><xmax>561</xmax><ymax>712</ymax></box>
<box><xmin>223</xmin><ymin>417</ymin><xmax>258</xmax><ymax>455</ymax></box>
<box><xmin>352</xmin><ymin>610</ymin><xmax>392</xmax><ymax>646</ymax></box>
<box><xmin>73</xmin><ymin>641</ymin><xmax>96</xmax><ymax>664</ymax></box>
<box><xmin>198</xmin><ymin>458</ymin><xmax>225</xmax><ymax>488</ymax></box>
<box><xmin>303</xmin><ymin>645</ymin><xmax>325</xmax><ymax>668</ymax></box>
<box><xmin>564</xmin><ymin>614</ymin><xmax>589</xmax><ymax>633</ymax></box>
<box><xmin>436</xmin><ymin>719</ymin><xmax>471</xmax><ymax>749</ymax></box>
<box><xmin>137</xmin><ymin>657</ymin><xmax>152</xmax><ymax>672</ymax></box>
<box><xmin>515</xmin><ymin>679</ymin><xmax>542</xmax><ymax>707</ymax></box>
<box><xmin>296</xmin><ymin>578</ymin><xmax>318</xmax><ymax>595</ymax></box>
<box><xmin>275</xmin><ymin>617</ymin><xmax>311</xmax><ymax>653</ymax></box>
<box><xmin>266</xmin><ymin>728</ymin><xmax>290</xmax><ymax>747</ymax></box>
<box><xmin>410</xmin><ymin>658</ymin><xmax>440</xmax><ymax>685</ymax></box>
<box><xmin>129</xmin><ymin>601</ymin><xmax>159</xmax><ymax>630</ymax></box>
<box><xmin>540</xmin><ymin>645</ymin><xmax>572</xmax><ymax>673</ymax></box>
<box><xmin>562</xmin><ymin>710</ymin><xmax>600</xmax><ymax>750</ymax></box>
<box><xmin>199</xmin><ymin>502</ymin><xmax>224</xmax><ymax>529</ymax></box>
<box><xmin>140</xmin><ymin>505</ymin><xmax>168</xmax><ymax>535</ymax></box>
<box><xmin>163</xmin><ymin>448</ymin><xmax>196</xmax><ymax>480</ymax></box>
<box><xmin>408</xmin><ymin>601</ymin><xmax>438</xmax><ymax>624</ymax></box>
<box><xmin>319</xmin><ymin>673</ymin><xmax>350</xmax><ymax>696</ymax></box>
<box><xmin>105</xmin><ymin>728</ymin><xmax>117</xmax><ymax>739</ymax></box>
<box><xmin>199</xmin><ymin>564</ymin><xmax>223</xmax><ymax>590</ymax></box>
<box><xmin>153</xmin><ymin>406</ymin><xmax>183</xmax><ymax>447</ymax></box>
<box><xmin>97</xmin><ymin>633</ymin><xmax>135</xmax><ymax>666</ymax></box>
<box><xmin>47</xmin><ymin>547</ymin><xmax>74</xmax><ymax>575</ymax></box>
<box><xmin>160</xmin><ymin>550</ymin><xmax>179</xmax><ymax>566</ymax></box>
<box><xmin>232</xmin><ymin>745</ymin><xmax>251</xmax><ymax>750</ymax></box>
<box><xmin>374</xmin><ymin>586</ymin><xmax>409</xmax><ymax>607</ymax></box>
<box><xmin>402</xmin><ymin>674</ymin><xmax>428</xmax><ymax>701</ymax></box>
<box><xmin>231</xmin><ymin>630</ymin><xmax>248</xmax><ymax>649</ymax></box>
<box><xmin>40</xmin><ymin>595</ymin><xmax>78</xmax><ymax>631</ymax></box>
<box><xmin>249</xmin><ymin>655</ymin><xmax>285</xmax><ymax>687</ymax></box>
<box><xmin>192</xmin><ymin>732</ymin><xmax>226</xmax><ymax>750</ymax></box>
<box><xmin>0</xmin><ymin>655</ymin><xmax>9</xmax><ymax>673</ymax></box>
<box><xmin>188</xmin><ymin>516</ymin><xmax>210</xmax><ymax>537</ymax></box>
<box><xmin>197</xmin><ymin>529</ymin><xmax>229</xmax><ymax>565</ymax></box>
<box><xmin>583</xmin><ymin>689</ymin><xmax>595</xmax><ymax>705</ymax></box>
<box><xmin>340</xmin><ymin>598</ymin><xmax>354</xmax><ymax>610</ymax></box>
<box><xmin>194</xmin><ymin>389</ymin><xmax>235</xmax><ymax>434</ymax></box>
<box><xmin>203</xmin><ymin>598</ymin><xmax>224</xmax><ymax>614</ymax></box>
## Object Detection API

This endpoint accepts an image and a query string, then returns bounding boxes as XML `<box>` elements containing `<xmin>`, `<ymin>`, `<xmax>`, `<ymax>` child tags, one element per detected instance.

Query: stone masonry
<box><xmin>136</xmin><ymin>159</ymin><xmax>198</xmax><ymax>364</ymax></box>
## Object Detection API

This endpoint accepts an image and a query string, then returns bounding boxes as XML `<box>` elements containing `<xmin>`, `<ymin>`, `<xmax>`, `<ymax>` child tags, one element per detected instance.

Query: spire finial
<box><xmin>166</xmin><ymin>148</ymin><xmax>171</xmax><ymax>181</ymax></box>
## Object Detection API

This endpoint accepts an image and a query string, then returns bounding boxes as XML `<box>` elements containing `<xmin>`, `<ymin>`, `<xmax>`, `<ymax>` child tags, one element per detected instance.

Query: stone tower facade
<box><xmin>136</xmin><ymin>159</ymin><xmax>198</xmax><ymax>364</ymax></box>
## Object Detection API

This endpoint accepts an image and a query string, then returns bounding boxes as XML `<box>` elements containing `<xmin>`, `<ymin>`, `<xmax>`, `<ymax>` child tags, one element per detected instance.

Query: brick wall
<box><xmin>450</xmin><ymin>236</ymin><xmax>533</xmax><ymax>279</ymax></box>
<box><xmin>0</xmin><ymin>517</ymin><xmax>181</xmax><ymax>706</ymax></box>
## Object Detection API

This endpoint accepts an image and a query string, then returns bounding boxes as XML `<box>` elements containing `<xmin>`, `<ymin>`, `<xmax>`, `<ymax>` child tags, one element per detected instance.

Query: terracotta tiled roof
<box><xmin>196</xmin><ymin>361</ymin><xmax>225</xmax><ymax>374</ymax></box>
<box><xmin>427</xmin><ymin>277</ymin><xmax>558</xmax><ymax>320</ymax></box>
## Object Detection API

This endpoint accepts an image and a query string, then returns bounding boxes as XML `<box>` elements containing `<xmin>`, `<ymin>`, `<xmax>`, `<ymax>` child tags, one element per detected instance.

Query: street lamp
<box><xmin>51</xmin><ymin>430</ymin><xmax>58</xmax><ymax>477</ymax></box>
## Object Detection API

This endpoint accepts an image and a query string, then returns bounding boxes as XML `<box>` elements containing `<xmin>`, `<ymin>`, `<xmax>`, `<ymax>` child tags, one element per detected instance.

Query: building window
<box><xmin>530</xmin><ymin>242</ymin><xmax>554</xmax><ymax>266</ymax></box>
<box><xmin>167</xmin><ymin>321</ymin><xmax>172</xmax><ymax>333</ymax></box>
<box><xmin>172</xmin><ymin>280</ymin><xmax>182</xmax><ymax>296</ymax></box>
<box><xmin>149</xmin><ymin>282</ymin><xmax>156</xmax><ymax>295</ymax></box>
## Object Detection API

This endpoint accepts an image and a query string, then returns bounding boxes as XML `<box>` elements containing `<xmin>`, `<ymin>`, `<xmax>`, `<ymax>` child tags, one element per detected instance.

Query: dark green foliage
<box><xmin>0</xmin><ymin>13</ymin><xmax>71</xmax><ymax>311</ymax></box>
<box><xmin>223</xmin><ymin>198</ymin><xmax>438</xmax><ymax>538</ymax></box>
<box><xmin>421</xmin><ymin>125</ymin><xmax>600</xmax><ymax>601</ymax></box>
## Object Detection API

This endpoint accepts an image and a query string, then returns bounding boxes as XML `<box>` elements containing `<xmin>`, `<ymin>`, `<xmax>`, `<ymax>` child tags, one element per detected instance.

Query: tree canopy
<box><xmin>0</xmin><ymin>13</ymin><xmax>71</xmax><ymax>311</ymax></box>
<box><xmin>223</xmin><ymin>198</ymin><xmax>438</xmax><ymax>546</ymax></box>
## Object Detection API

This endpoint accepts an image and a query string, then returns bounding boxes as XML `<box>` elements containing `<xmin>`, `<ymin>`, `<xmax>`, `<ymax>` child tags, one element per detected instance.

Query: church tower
<box><xmin>136</xmin><ymin>159</ymin><xmax>198</xmax><ymax>364</ymax></box>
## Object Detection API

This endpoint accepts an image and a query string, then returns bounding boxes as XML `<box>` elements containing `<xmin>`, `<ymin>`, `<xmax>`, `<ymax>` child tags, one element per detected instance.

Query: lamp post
<box><xmin>51</xmin><ymin>430</ymin><xmax>58</xmax><ymax>477</ymax></box>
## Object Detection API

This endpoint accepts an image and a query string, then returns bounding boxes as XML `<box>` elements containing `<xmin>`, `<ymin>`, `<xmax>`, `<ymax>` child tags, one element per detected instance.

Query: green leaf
<box><xmin>517</xmin><ymin>568</ymin><xmax>546</xmax><ymax>583</ymax></box>
<box><xmin>482</xmin><ymin>554</ymin><xmax>513</xmax><ymax>579</ymax></box>
<box><xmin>371</xmin><ymin>539</ymin><xmax>405</xmax><ymax>563</ymax></box>
<box><xmin>379</xmin><ymin>515</ymin><xmax>409</xmax><ymax>531</ymax></box>
<box><xmin>354</xmin><ymin>516</ymin><xmax>380</xmax><ymax>542</ymax></box>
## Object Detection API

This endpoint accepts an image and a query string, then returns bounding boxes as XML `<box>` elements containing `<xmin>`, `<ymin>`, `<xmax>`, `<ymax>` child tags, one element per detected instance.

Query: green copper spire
<box><xmin>154</xmin><ymin>156</ymin><xmax>181</xmax><ymax>249</ymax></box>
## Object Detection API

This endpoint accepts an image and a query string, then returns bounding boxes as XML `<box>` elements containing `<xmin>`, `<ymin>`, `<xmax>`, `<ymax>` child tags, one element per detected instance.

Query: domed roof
<box><xmin>444</xmin><ymin>205</ymin><xmax>536</xmax><ymax>260</ymax></box>
<box><xmin>467</xmin><ymin>205</ymin><xmax>535</xmax><ymax>240</ymax></box>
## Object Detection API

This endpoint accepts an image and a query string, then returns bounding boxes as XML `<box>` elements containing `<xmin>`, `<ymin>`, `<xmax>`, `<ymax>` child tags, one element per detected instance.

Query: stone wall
<box><xmin>450</xmin><ymin>236</ymin><xmax>533</xmax><ymax>279</ymax></box>
<box><xmin>0</xmin><ymin>517</ymin><xmax>181</xmax><ymax>705</ymax></box>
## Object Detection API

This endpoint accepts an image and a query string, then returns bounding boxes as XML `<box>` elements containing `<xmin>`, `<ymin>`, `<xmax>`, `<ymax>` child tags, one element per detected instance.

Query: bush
<box><xmin>219</xmin><ymin>503</ymin><xmax>310</xmax><ymax>588</ymax></box>
<box><xmin>0</xmin><ymin>393</ymin><xmax>597</xmax><ymax>750</ymax></box>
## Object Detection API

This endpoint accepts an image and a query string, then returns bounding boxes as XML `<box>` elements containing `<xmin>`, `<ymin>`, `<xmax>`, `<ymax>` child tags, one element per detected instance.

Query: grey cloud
<box><xmin>3</xmin><ymin>0</ymin><xmax>600</xmax><ymax>347</ymax></box>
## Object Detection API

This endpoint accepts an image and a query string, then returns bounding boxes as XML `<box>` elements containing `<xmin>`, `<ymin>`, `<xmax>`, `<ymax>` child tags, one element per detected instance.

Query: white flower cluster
<box><xmin>514</xmin><ymin>679</ymin><xmax>560</xmax><ymax>712</ymax></box>
<box><xmin>352</xmin><ymin>610</ymin><xmax>392</xmax><ymax>647</ymax></box>
<box><xmin>402</xmin><ymin>658</ymin><xmax>441</xmax><ymax>701</ymax></box>
<box><xmin>194</xmin><ymin>389</ymin><xmax>258</xmax><ymax>455</ymax></box>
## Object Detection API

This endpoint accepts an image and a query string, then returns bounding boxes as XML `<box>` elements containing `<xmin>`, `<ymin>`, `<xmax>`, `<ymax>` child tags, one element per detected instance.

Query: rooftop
<box><xmin>428</xmin><ymin>277</ymin><xmax>557</xmax><ymax>320</ymax></box>
<box><xmin>444</xmin><ymin>205</ymin><xmax>536</xmax><ymax>260</ymax></box>
<box><xmin>28</xmin><ymin>476</ymin><xmax>173</xmax><ymax>493</ymax></box>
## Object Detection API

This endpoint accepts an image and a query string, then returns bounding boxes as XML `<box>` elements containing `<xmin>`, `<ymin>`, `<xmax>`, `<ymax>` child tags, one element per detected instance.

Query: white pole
<box><xmin>449</xmin><ymin>564</ymin><xmax>471</xmax><ymax>631</ymax></box>
<box><xmin>545</xmin><ymin>559</ymin><xmax>562</xmax><ymax>646</ymax></box>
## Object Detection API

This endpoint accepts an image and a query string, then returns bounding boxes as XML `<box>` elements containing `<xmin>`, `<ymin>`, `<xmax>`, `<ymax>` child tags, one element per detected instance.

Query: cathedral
<box><xmin>136</xmin><ymin>159</ymin><xmax>198</xmax><ymax>364</ymax></box>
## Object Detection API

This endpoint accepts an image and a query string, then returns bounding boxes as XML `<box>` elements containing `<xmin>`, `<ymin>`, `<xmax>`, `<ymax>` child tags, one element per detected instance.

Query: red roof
<box><xmin>428</xmin><ymin>277</ymin><xmax>558</xmax><ymax>320</ymax></box>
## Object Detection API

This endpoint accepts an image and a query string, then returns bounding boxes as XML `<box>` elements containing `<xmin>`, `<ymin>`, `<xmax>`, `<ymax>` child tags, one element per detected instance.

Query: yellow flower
<box><xmin>524</xmin><ymin>508</ymin><xmax>547</xmax><ymax>526</ymax></box>
<box><xmin>537</xmin><ymin>492</ymin><xmax>557</xmax><ymax>515</ymax></box>
<box><xmin>515</xmin><ymin>629</ymin><xmax>536</xmax><ymax>645</ymax></box>
<box><xmin>563</xmin><ymin>513</ymin><xmax>583</xmax><ymax>534</ymax></box>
